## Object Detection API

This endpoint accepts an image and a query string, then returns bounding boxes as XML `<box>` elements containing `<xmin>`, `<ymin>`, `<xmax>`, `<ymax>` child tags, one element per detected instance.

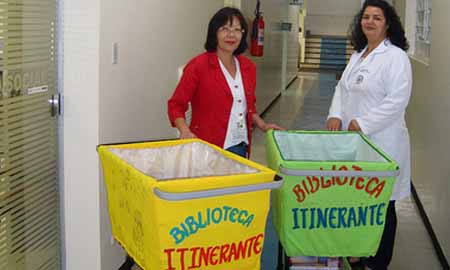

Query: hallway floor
<box><xmin>251</xmin><ymin>72</ymin><xmax>443</xmax><ymax>270</ymax></box>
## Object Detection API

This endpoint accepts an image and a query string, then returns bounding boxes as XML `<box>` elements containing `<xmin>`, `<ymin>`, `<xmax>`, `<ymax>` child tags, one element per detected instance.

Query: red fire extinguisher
<box><xmin>251</xmin><ymin>0</ymin><xmax>264</xmax><ymax>56</ymax></box>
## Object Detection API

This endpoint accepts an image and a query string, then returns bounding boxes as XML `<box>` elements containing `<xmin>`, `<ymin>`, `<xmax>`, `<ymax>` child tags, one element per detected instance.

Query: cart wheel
<box><xmin>118</xmin><ymin>255</ymin><xmax>135</xmax><ymax>270</ymax></box>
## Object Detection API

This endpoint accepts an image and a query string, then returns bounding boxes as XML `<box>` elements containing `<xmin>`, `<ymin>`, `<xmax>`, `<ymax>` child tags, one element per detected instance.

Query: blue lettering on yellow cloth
<box><xmin>169</xmin><ymin>206</ymin><xmax>255</xmax><ymax>244</ymax></box>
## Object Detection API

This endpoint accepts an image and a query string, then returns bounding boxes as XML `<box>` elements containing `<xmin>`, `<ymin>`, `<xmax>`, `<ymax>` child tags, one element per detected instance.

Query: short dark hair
<box><xmin>204</xmin><ymin>7</ymin><xmax>248</xmax><ymax>55</ymax></box>
<box><xmin>349</xmin><ymin>0</ymin><xmax>409</xmax><ymax>52</ymax></box>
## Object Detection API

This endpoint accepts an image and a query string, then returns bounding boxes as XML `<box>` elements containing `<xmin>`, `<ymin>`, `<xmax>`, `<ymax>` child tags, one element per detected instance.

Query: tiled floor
<box><xmin>252</xmin><ymin>72</ymin><xmax>442</xmax><ymax>270</ymax></box>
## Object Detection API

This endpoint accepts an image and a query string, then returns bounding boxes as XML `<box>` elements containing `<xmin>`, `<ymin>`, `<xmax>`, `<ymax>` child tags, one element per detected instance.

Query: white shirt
<box><xmin>328</xmin><ymin>39</ymin><xmax>412</xmax><ymax>200</ymax></box>
<box><xmin>219</xmin><ymin>57</ymin><xmax>248</xmax><ymax>149</ymax></box>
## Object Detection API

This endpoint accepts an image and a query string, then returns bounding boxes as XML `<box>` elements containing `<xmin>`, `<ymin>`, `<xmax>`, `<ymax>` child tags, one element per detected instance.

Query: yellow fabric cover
<box><xmin>98</xmin><ymin>139</ymin><xmax>276</xmax><ymax>270</ymax></box>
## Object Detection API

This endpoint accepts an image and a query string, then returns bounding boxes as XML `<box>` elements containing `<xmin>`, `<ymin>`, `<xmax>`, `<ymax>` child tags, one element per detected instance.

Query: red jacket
<box><xmin>168</xmin><ymin>52</ymin><xmax>257</xmax><ymax>149</ymax></box>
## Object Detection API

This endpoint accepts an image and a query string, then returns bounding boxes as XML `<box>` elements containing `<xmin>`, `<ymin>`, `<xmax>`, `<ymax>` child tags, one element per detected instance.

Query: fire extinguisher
<box><xmin>251</xmin><ymin>0</ymin><xmax>264</xmax><ymax>56</ymax></box>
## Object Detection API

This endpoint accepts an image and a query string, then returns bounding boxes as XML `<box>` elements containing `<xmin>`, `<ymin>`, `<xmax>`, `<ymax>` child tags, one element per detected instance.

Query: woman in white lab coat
<box><xmin>327</xmin><ymin>1</ymin><xmax>411</xmax><ymax>269</ymax></box>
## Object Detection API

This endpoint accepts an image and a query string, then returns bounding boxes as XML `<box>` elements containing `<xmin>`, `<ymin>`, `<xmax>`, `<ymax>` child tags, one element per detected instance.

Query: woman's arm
<box><xmin>174</xmin><ymin>118</ymin><xmax>197</xmax><ymax>139</ymax></box>
<box><xmin>252</xmin><ymin>113</ymin><xmax>284</xmax><ymax>132</ymax></box>
<box><xmin>168</xmin><ymin>60</ymin><xmax>199</xmax><ymax>138</ymax></box>
<box><xmin>327</xmin><ymin>80</ymin><xmax>343</xmax><ymax>131</ymax></box>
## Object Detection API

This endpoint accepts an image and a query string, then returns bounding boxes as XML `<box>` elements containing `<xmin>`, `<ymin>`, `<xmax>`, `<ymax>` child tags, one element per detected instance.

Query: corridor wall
<box><xmin>396</xmin><ymin>0</ymin><xmax>450</xmax><ymax>263</ymax></box>
<box><xmin>63</xmin><ymin>1</ymin><xmax>224</xmax><ymax>270</ymax></box>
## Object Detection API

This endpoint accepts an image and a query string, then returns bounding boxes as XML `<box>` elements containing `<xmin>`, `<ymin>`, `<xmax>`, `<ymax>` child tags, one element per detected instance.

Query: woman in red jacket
<box><xmin>168</xmin><ymin>7</ymin><xmax>282</xmax><ymax>158</ymax></box>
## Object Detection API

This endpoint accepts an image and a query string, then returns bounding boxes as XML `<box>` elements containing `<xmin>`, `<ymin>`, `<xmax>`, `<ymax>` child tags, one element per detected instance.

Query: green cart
<box><xmin>266</xmin><ymin>130</ymin><xmax>399</xmax><ymax>268</ymax></box>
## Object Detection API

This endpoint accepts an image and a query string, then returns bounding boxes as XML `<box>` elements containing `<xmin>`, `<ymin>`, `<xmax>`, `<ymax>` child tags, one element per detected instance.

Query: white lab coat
<box><xmin>328</xmin><ymin>39</ymin><xmax>412</xmax><ymax>200</ymax></box>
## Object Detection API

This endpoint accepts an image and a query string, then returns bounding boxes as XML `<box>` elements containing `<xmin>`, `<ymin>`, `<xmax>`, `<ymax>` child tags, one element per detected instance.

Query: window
<box><xmin>404</xmin><ymin>0</ymin><xmax>432</xmax><ymax>61</ymax></box>
<box><xmin>414</xmin><ymin>0</ymin><xmax>431</xmax><ymax>60</ymax></box>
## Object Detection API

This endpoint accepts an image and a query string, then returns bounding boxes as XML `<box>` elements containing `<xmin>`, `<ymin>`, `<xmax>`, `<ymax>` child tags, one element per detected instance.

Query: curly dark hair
<box><xmin>349</xmin><ymin>0</ymin><xmax>409</xmax><ymax>52</ymax></box>
<box><xmin>204</xmin><ymin>7</ymin><xmax>248</xmax><ymax>55</ymax></box>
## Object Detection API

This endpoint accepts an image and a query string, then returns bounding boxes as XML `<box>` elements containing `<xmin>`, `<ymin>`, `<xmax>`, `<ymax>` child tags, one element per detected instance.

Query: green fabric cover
<box><xmin>266</xmin><ymin>130</ymin><xmax>398</xmax><ymax>257</ymax></box>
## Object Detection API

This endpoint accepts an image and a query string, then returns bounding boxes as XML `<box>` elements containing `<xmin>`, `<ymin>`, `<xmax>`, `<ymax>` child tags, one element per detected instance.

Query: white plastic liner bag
<box><xmin>274</xmin><ymin>132</ymin><xmax>387</xmax><ymax>162</ymax></box>
<box><xmin>109</xmin><ymin>142</ymin><xmax>258</xmax><ymax>181</ymax></box>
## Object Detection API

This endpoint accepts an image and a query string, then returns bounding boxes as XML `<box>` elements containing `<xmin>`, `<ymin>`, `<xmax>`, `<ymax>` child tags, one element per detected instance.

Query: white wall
<box><xmin>62</xmin><ymin>0</ymin><xmax>101</xmax><ymax>269</ymax></box>
<box><xmin>304</xmin><ymin>0</ymin><xmax>360</xmax><ymax>36</ymax></box>
<box><xmin>63</xmin><ymin>1</ymin><xmax>224</xmax><ymax>270</ymax></box>
<box><xmin>396</xmin><ymin>0</ymin><xmax>450</xmax><ymax>262</ymax></box>
<box><xmin>98</xmin><ymin>1</ymin><xmax>224</xmax><ymax>269</ymax></box>
<box><xmin>98</xmin><ymin>1</ymin><xmax>225</xmax><ymax>143</ymax></box>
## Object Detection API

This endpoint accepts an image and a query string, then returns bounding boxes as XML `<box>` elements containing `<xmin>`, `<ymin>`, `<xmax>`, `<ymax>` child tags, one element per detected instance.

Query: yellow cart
<box><xmin>98</xmin><ymin>139</ymin><xmax>283</xmax><ymax>270</ymax></box>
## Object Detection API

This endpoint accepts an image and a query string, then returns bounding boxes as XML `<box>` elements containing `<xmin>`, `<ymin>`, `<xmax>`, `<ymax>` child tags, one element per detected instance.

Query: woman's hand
<box><xmin>348</xmin><ymin>119</ymin><xmax>362</xmax><ymax>131</ymax></box>
<box><xmin>174</xmin><ymin>118</ymin><xmax>197</xmax><ymax>139</ymax></box>
<box><xmin>252</xmin><ymin>113</ymin><xmax>285</xmax><ymax>132</ymax></box>
<box><xmin>326</xmin><ymin>117</ymin><xmax>342</xmax><ymax>131</ymax></box>
<box><xmin>260</xmin><ymin>123</ymin><xmax>285</xmax><ymax>132</ymax></box>
<box><xmin>179</xmin><ymin>129</ymin><xmax>197</xmax><ymax>139</ymax></box>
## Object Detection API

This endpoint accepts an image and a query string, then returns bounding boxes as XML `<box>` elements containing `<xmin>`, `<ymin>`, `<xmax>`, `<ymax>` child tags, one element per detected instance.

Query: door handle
<box><xmin>48</xmin><ymin>94</ymin><xmax>60</xmax><ymax>117</ymax></box>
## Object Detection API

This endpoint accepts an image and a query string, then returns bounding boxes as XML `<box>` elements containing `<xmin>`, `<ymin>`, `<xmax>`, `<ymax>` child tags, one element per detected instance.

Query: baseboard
<box><xmin>411</xmin><ymin>183</ymin><xmax>450</xmax><ymax>269</ymax></box>
<box><xmin>285</xmin><ymin>76</ymin><xmax>298</xmax><ymax>90</ymax></box>
<box><xmin>259</xmin><ymin>92</ymin><xmax>282</xmax><ymax>119</ymax></box>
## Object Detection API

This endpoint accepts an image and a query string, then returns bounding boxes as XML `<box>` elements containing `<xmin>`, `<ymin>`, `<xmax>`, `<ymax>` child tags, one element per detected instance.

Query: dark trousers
<box><xmin>119</xmin><ymin>255</ymin><xmax>134</xmax><ymax>270</ymax></box>
<box><xmin>225</xmin><ymin>141</ymin><xmax>248</xmax><ymax>158</ymax></box>
<box><xmin>365</xmin><ymin>200</ymin><xmax>397</xmax><ymax>270</ymax></box>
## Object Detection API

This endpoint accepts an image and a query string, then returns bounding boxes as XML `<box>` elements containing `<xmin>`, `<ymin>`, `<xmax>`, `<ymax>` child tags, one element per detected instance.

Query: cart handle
<box><xmin>280</xmin><ymin>166</ymin><xmax>399</xmax><ymax>177</ymax></box>
<box><xmin>153</xmin><ymin>175</ymin><xmax>283</xmax><ymax>201</ymax></box>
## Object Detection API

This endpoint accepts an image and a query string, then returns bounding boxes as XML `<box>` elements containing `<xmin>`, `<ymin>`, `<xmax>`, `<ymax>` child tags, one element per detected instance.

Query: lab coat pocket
<box><xmin>350</xmin><ymin>72</ymin><xmax>369</xmax><ymax>93</ymax></box>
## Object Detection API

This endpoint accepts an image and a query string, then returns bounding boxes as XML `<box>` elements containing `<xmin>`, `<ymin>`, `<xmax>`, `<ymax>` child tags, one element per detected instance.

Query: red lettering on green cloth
<box><xmin>292</xmin><ymin>165</ymin><xmax>386</xmax><ymax>204</ymax></box>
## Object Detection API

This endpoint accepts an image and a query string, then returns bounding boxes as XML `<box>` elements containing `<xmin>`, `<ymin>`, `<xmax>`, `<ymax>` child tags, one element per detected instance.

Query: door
<box><xmin>0</xmin><ymin>0</ymin><xmax>60</xmax><ymax>270</ymax></box>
